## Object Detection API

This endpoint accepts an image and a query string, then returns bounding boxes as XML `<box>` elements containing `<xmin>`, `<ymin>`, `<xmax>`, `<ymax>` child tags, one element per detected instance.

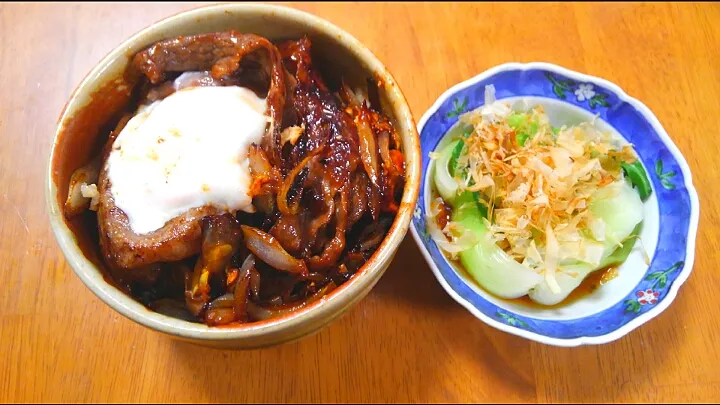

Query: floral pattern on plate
<box><xmin>410</xmin><ymin>63</ymin><xmax>699</xmax><ymax>346</ymax></box>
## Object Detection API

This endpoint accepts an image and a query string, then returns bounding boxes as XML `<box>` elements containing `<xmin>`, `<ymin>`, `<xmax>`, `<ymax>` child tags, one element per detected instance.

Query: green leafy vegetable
<box><xmin>621</xmin><ymin>161</ymin><xmax>652</xmax><ymax>201</ymax></box>
<box><xmin>434</xmin><ymin>140</ymin><xmax>462</xmax><ymax>202</ymax></box>
<box><xmin>590</xmin><ymin>179</ymin><xmax>645</xmax><ymax>256</ymax></box>
<box><xmin>448</xmin><ymin>139</ymin><xmax>465</xmax><ymax>176</ymax></box>
<box><xmin>507</xmin><ymin>113</ymin><xmax>539</xmax><ymax>147</ymax></box>
<box><xmin>508</xmin><ymin>113</ymin><xmax>525</xmax><ymax>129</ymax></box>
<box><xmin>451</xmin><ymin>197</ymin><xmax>543</xmax><ymax>298</ymax></box>
<box><xmin>455</xmin><ymin>190</ymin><xmax>488</xmax><ymax>219</ymax></box>
<box><xmin>516</xmin><ymin>132</ymin><xmax>531</xmax><ymax>147</ymax></box>
<box><xmin>597</xmin><ymin>224</ymin><xmax>642</xmax><ymax>269</ymax></box>
<box><xmin>429</xmin><ymin>97</ymin><xmax>648</xmax><ymax>307</ymax></box>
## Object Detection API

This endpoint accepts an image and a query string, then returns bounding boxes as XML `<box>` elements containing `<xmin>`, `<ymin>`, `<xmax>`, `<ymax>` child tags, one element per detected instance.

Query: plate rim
<box><xmin>410</xmin><ymin>62</ymin><xmax>700</xmax><ymax>347</ymax></box>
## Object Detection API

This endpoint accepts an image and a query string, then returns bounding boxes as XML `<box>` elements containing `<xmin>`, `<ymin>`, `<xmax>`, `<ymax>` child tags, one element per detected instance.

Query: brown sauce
<box><xmin>506</xmin><ymin>265</ymin><xmax>618</xmax><ymax>309</ymax></box>
<box><xmin>434</xmin><ymin>199</ymin><xmax>453</xmax><ymax>230</ymax></box>
<box><xmin>51</xmin><ymin>36</ymin><xmax>410</xmax><ymax>325</ymax></box>
<box><xmin>53</xmin><ymin>75</ymin><xmax>141</xmax><ymax>293</ymax></box>
<box><xmin>450</xmin><ymin>254</ymin><xmax>619</xmax><ymax>309</ymax></box>
<box><xmin>430</xmin><ymin>189</ymin><xmax>621</xmax><ymax>309</ymax></box>
<box><xmin>53</xmin><ymin>76</ymin><xmax>138</xmax><ymax>208</ymax></box>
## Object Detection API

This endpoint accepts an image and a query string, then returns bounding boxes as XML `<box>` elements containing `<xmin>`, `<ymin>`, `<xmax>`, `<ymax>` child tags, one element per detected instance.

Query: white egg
<box><xmin>106</xmin><ymin>84</ymin><xmax>268</xmax><ymax>235</ymax></box>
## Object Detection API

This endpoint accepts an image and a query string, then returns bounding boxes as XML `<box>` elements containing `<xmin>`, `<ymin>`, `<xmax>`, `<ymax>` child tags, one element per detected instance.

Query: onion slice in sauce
<box><xmin>246</xmin><ymin>282</ymin><xmax>336</xmax><ymax>321</ymax></box>
<box><xmin>276</xmin><ymin>148</ymin><xmax>324</xmax><ymax>215</ymax></box>
<box><xmin>64</xmin><ymin>155</ymin><xmax>102</xmax><ymax>218</ymax></box>
<box><xmin>241</xmin><ymin>225</ymin><xmax>308</xmax><ymax>275</ymax></box>
<box><xmin>356</xmin><ymin>104</ymin><xmax>379</xmax><ymax>188</ymax></box>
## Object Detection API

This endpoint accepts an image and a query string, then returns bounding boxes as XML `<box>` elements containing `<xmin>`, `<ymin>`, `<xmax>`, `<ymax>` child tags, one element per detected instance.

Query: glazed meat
<box><xmin>131</xmin><ymin>30</ymin><xmax>286</xmax><ymax>166</ymax></box>
<box><xmin>97</xmin><ymin>182</ymin><xmax>223</xmax><ymax>271</ymax></box>
<box><xmin>64</xmin><ymin>31</ymin><xmax>406</xmax><ymax>326</ymax></box>
<box><xmin>97</xmin><ymin>31</ymin><xmax>286</xmax><ymax>271</ymax></box>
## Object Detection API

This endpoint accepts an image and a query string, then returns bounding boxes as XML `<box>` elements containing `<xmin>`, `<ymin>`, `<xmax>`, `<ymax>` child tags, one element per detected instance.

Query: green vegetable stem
<box><xmin>621</xmin><ymin>161</ymin><xmax>652</xmax><ymax>201</ymax></box>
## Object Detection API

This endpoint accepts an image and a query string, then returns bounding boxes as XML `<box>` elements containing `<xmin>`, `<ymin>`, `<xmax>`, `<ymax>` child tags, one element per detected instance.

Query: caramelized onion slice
<box><xmin>348</xmin><ymin>171</ymin><xmax>368</xmax><ymax>227</ymax></box>
<box><xmin>367</xmin><ymin>179</ymin><xmax>380</xmax><ymax>221</ymax></box>
<box><xmin>233</xmin><ymin>267</ymin><xmax>252</xmax><ymax>323</ymax></box>
<box><xmin>241</xmin><ymin>225</ymin><xmax>308</xmax><ymax>275</ymax></box>
<box><xmin>64</xmin><ymin>155</ymin><xmax>101</xmax><ymax>218</ymax></box>
<box><xmin>249</xmin><ymin>268</ymin><xmax>261</xmax><ymax>301</ymax></box>
<box><xmin>306</xmin><ymin>175</ymin><xmax>335</xmax><ymax>248</ymax></box>
<box><xmin>378</xmin><ymin>131</ymin><xmax>395</xmax><ymax>178</ymax></box>
<box><xmin>185</xmin><ymin>215</ymin><xmax>243</xmax><ymax>315</ymax></box>
<box><xmin>248</xmin><ymin>144</ymin><xmax>282</xmax><ymax>200</ymax></box>
<box><xmin>208</xmin><ymin>293</ymin><xmax>235</xmax><ymax>309</ymax></box>
<box><xmin>356</xmin><ymin>104</ymin><xmax>379</xmax><ymax>188</ymax></box>
<box><xmin>184</xmin><ymin>267</ymin><xmax>206</xmax><ymax>317</ymax></box>
<box><xmin>205</xmin><ymin>307</ymin><xmax>236</xmax><ymax>326</ymax></box>
<box><xmin>248</xmin><ymin>144</ymin><xmax>274</xmax><ymax>178</ymax></box>
<box><xmin>308</xmin><ymin>188</ymin><xmax>348</xmax><ymax>271</ymax></box>
<box><xmin>277</xmin><ymin>147</ymin><xmax>324</xmax><ymax>215</ymax></box>
<box><xmin>246</xmin><ymin>282</ymin><xmax>337</xmax><ymax>321</ymax></box>
<box><xmin>270</xmin><ymin>215</ymin><xmax>303</xmax><ymax>255</ymax></box>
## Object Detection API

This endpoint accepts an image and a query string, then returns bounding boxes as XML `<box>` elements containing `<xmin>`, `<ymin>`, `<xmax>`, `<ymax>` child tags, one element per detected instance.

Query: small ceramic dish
<box><xmin>410</xmin><ymin>62</ymin><xmax>699</xmax><ymax>347</ymax></box>
<box><xmin>47</xmin><ymin>3</ymin><xmax>420</xmax><ymax>349</ymax></box>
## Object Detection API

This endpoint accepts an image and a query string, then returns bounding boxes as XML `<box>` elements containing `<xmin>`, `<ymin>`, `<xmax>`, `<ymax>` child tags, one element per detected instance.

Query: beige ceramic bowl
<box><xmin>46</xmin><ymin>3</ymin><xmax>420</xmax><ymax>349</ymax></box>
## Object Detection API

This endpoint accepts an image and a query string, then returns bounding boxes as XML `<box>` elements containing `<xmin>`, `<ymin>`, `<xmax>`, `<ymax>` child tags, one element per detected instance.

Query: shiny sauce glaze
<box><xmin>53</xmin><ymin>32</ymin><xmax>407</xmax><ymax>326</ymax></box>
<box><xmin>431</xmin><ymin>190</ymin><xmax>620</xmax><ymax>309</ymax></box>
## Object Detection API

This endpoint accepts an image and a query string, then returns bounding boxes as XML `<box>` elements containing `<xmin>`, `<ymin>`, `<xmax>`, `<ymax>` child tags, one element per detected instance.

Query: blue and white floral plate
<box><xmin>410</xmin><ymin>62</ymin><xmax>699</xmax><ymax>347</ymax></box>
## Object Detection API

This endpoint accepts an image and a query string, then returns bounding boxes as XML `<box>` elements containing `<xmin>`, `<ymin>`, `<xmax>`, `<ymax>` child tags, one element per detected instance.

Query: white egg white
<box><xmin>106</xmin><ymin>85</ymin><xmax>268</xmax><ymax>235</ymax></box>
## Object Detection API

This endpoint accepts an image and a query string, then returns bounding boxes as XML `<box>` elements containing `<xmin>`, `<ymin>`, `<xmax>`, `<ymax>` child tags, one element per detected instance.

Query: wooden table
<box><xmin>1</xmin><ymin>2</ymin><xmax>719</xmax><ymax>403</ymax></box>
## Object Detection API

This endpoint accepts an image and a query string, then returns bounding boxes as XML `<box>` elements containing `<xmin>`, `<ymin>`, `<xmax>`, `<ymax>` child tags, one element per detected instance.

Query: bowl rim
<box><xmin>46</xmin><ymin>2</ymin><xmax>420</xmax><ymax>343</ymax></box>
<box><xmin>410</xmin><ymin>61</ymin><xmax>700</xmax><ymax>347</ymax></box>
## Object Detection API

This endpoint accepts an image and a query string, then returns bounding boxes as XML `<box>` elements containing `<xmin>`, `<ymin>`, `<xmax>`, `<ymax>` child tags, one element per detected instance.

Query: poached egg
<box><xmin>106</xmin><ymin>79</ymin><xmax>268</xmax><ymax>235</ymax></box>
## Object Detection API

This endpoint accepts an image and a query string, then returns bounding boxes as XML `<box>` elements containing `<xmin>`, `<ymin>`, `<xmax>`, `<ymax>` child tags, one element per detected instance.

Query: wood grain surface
<box><xmin>1</xmin><ymin>2</ymin><xmax>719</xmax><ymax>403</ymax></box>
